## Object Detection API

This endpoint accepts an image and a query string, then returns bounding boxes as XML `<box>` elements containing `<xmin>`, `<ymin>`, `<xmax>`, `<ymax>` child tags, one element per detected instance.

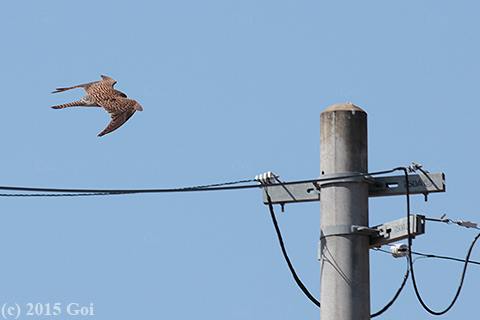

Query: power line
<box><xmin>0</xmin><ymin>169</ymin><xmax>399</xmax><ymax>197</ymax></box>
<box><xmin>401</xmin><ymin>166</ymin><xmax>480</xmax><ymax>316</ymax></box>
<box><xmin>412</xmin><ymin>251</ymin><xmax>480</xmax><ymax>266</ymax></box>
<box><xmin>266</xmin><ymin>191</ymin><xmax>320</xmax><ymax>307</ymax></box>
<box><xmin>370</xmin><ymin>243</ymin><xmax>480</xmax><ymax>318</ymax></box>
<box><xmin>371</xmin><ymin>257</ymin><xmax>410</xmax><ymax>318</ymax></box>
<box><xmin>0</xmin><ymin>179</ymin><xmax>258</xmax><ymax>197</ymax></box>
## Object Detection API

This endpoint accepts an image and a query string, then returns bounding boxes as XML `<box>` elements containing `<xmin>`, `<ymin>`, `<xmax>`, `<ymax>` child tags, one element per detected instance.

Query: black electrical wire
<box><xmin>400</xmin><ymin>167</ymin><xmax>480</xmax><ymax>316</ymax></box>
<box><xmin>371</xmin><ymin>257</ymin><xmax>410</xmax><ymax>318</ymax></box>
<box><xmin>412</xmin><ymin>251</ymin><xmax>480</xmax><ymax>266</ymax></box>
<box><xmin>0</xmin><ymin>179</ymin><xmax>259</xmax><ymax>196</ymax></box>
<box><xmin>0</xmin><ymin>169</ymin><xmax>400</xmax><ymax>197</ymax></box>
<box><xmin>265</xmin><ymin>191</ymin><xmax>321</xmax><ymax>308</ymax></box>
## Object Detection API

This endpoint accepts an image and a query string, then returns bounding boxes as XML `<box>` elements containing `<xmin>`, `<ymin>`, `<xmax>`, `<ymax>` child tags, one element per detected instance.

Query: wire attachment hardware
<box><xmin>390</xmin><ymin>243</ymin><xmax>409</xmax><ymax>258</ymax></box>
<box><xmin>408</xmin><ymin>161</ymin><xmax>429</xmax><ymax>174</ymax></box>
<box><xmin>254</xmin><ymin>171</ymin><xmax>282</xmax><ymax>184</ymax></box>
<box><xmin>425</xmin><ymin>214</ymin><xmax>479</xmax><ymax>230</ymax></box>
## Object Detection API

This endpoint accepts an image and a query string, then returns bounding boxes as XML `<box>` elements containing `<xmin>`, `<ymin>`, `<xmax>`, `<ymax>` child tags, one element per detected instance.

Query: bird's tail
<box><xmin>51</xmin><ymin>99</ymin><xmax>88</xmax><ymax>109</ymax></box>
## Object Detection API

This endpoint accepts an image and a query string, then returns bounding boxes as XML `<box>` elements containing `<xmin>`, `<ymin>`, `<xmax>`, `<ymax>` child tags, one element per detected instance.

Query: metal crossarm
<box><xmin>262</xmin><ymin>172</ymin><xmax>445</xmax><ymax>205</ymax></box>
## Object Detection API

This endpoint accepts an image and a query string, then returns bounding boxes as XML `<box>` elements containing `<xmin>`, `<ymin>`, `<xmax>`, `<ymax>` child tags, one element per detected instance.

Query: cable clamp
<box><xmin>320</xmin><ymin>224</ymin><xmax>376</xmax><ymax>239</ymax></box>
<box><xmin>318</xmin><ymin>172</ymin><xmax>372</xmax><ymax>187</ymax></box>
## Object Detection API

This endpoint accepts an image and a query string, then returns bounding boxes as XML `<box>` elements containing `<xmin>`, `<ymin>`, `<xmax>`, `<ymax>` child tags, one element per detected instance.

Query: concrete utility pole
<box><xmin>319</xmin><ymin>103</ymin><xmax>370</xmax><ymax>320</ymax></box>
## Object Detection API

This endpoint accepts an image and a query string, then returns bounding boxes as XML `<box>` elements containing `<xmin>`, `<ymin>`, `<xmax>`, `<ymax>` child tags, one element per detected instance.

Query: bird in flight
<box><xmin>51</xmin><ymin>75</ymin><xmax>143</xmax><ymax>137</ymax></box>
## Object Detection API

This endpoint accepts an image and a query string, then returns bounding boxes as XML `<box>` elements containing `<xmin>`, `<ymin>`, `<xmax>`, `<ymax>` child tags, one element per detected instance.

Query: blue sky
<box><xmin>1</xmin><ymin>1</ymin><xmax>480</xmax><ymax>319</ymax></box>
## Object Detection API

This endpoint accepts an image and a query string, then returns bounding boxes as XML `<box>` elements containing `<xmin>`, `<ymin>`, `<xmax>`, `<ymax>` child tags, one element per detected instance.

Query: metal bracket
<box><xmin>368</xmin><ymin>172</ymin><xmax>445</xmax><ymax>198</ymax></box>
<box><xmin>261</xmin><ymin>172</ymin><xmax>369</xmax><ymax>205</ymax></box>
<box><xmin>369</xmin><ymin>214</ymin><xmax>426</xmax><ymax>248</ymax></box>
<box><xmin>319</xmin><ymin>215</ymin><xmax>426</xmax><ymax>248</ymax></box>
<box><xmin>262</xmin><ymin>172</ymin><xmax>445</xmax><ymax>205</ymax></box>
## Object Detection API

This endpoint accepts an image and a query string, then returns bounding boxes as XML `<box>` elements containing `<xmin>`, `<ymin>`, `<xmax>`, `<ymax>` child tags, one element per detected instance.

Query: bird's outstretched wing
<box><xmin>51</xmin><ymin>81</ymin><xmax>99</xmax><ymax>94</ymax></box>
<box><xmin>51</xmin><ymin>75</ymin><xmax>117</xmax><ymax>94</ymax></box>
<box><xmin>97</xmin><ymin>98</ymin><xmax>142</xmax><ymax>137</ymax></box>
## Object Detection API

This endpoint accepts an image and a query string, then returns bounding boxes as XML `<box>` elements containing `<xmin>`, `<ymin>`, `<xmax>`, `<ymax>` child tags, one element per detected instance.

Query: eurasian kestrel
<box><xmin>51</xmin><ymin>75</ymin><xmax>143</xmax><ymax>137</ymax></box>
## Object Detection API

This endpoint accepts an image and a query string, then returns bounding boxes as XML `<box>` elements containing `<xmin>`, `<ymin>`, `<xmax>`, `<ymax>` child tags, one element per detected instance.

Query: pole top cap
<box><xmin>323</xmin><ymin>102</ymin><xmax>365</xmax><ymax>113</ymax></box>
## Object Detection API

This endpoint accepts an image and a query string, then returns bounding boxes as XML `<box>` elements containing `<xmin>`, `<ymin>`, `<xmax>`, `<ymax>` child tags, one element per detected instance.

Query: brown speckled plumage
<box><xmin>51</xmin><ymin>75</ymin><xmax>143</xmax><ymax>137</ymax></box>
